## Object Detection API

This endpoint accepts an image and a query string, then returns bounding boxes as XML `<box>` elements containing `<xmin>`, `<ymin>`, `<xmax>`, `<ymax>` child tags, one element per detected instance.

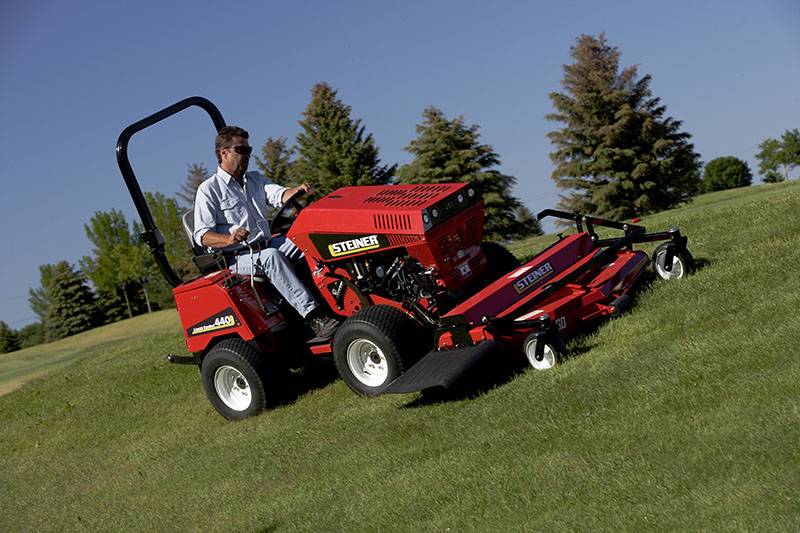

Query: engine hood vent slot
<box><xmin>364</xmin><ymin>185</ymin><xmax>454</xmax><ymax>207</ymax></box>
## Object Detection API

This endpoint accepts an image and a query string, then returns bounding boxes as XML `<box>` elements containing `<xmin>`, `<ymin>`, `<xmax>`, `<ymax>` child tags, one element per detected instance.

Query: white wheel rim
<box><xmin>214</xmin><ymin>365</ymin><xmax>252</xmax><ymax>411</ymax></box>
<box><xmin>346</xmin><ymin>338</ymin><xmax>389</xmax><ymax>387</ymax></box>
<box><xmin>655</xmin><ymin>251</ymin><xmax>684</xmax><ymax>279</ymax></box>
<box><xmin>525</xmin><ymin>339</ymin><xmax>557</xmax><ymax>370</ymax></box>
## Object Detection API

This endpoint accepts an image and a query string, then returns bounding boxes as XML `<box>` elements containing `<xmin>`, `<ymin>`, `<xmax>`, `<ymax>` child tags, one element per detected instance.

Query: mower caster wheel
<box><xmin>523</xmin><ymin>334</ymin><xmax>565</xmax><ymax>371</ymax></box>
<box><xmin>200</xmin><ymin>338</ymin><xmax>281</xmax><ymax>421</ymax></box>
<box><xmin>652</xmin><ymin>242</ymin><xmax>694</xmax><ymax>280</ymax></box>
<box><xmin>333</xmin><ymin>305</ymin><xmax>422</xmax><ymax>396</ymax></box>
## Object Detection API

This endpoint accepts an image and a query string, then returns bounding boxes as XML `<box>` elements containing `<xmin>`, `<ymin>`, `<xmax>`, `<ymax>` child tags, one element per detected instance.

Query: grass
<box><xmin>1</xmin><ymin>181</ymin><xmax>799</xmax><ymax>531</ymax></box>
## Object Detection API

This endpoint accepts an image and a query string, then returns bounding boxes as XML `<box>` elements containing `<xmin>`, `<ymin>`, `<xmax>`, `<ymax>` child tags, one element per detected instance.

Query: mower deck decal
<box><xmin>512</xmin><ymin>262</ymin><xmax>554</xmax><ymax>294</ymax></box>
<box><xmin>187</xmin><ymin>307</ymin><xmax>240</xmax><ymax>337</ymax></box>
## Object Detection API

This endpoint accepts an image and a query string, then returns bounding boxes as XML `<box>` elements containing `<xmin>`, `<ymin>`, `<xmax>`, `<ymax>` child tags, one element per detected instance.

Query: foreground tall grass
<box><xmin>2</xmin><ymin>181</ymin><xmax>799</xmax><ymax>531</ymax></box>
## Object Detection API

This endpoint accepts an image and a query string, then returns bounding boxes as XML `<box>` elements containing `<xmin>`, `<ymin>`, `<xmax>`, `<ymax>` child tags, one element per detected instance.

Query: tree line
<box><xmin>3</xmin><ymin>32</ymin><xmax>797</xmax><ymax>353</ymax></box>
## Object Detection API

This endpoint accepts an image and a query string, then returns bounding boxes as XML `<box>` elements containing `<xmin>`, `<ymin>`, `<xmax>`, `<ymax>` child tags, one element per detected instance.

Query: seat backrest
<box><xmin>182</xmin><ymin>210</ymin><xmax>205</xmax><ymax>256</ymax></box>
<box><xmin>182</xmin><ymin>209</ymin><xmax>228</xmax><ymax>274</ymax></box>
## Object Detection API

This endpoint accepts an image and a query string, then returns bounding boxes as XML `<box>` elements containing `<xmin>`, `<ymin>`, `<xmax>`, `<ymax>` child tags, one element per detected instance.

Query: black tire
<box><xmin>332</xmin><ymin>305</ymin><xmax>423</xmax><ymax>396</ymax></box>
<box><xmin>200</xmin><ymin>338</ymin><xmax>277</xmax><ymax>420</ymax></box>
<box><xmin>652</xmin><ymin>243</ymin><xmax>695</xmax><ymax>280</ymax></box>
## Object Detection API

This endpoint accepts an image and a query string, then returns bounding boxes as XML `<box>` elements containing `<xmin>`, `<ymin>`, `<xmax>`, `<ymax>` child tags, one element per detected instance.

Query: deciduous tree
<box><xmin>0</xmin><ymin>321</ymin><xmax>20</xmax><ymax>354</ymax></box>
<box><xmin>756</xmin><ymin>129</ymin><xmax>800</xmax><ymax>182</ymax></box>
<box><xmin>702</xmin><ymin>156</ymin><xmax>752</xmax><ymax>191</ymax></box>
<box><xmin>81</xmin><ymin>209</ymin><xmax>148</xmax><ymax>321</ymax></box>
<box><xmin>547</xmin><ymin>33</ymin><xmax>701</xmax><ymax>219</ymax></box>
<box><xmin>16</xmin><ymin>322</ymin><xmax>45</xmax><ymax>349</ymax></box>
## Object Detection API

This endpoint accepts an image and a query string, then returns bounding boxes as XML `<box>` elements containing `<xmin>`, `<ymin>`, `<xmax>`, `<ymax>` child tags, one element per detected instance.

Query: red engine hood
<box><xmin>289</xmin><ymin>183</ymin><xmax>471</xmax><ymax>237</ymax></box>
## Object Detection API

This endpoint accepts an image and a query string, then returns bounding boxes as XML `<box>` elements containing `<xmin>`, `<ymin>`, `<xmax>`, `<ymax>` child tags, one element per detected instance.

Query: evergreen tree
<box><xmin>28</xmin><ymin>263</ymin><xmax>59</xmax><ymax>325</ymax></box>
<box><xmin>547</xmin><ymin>33</ymin><xmax>701</xmax><ymax>219</ymax></box>
<box><xmin>256</xmin><ymin>137</ymin><xmax>296</xmax><ymax>187</ymax></box>
<box><xmin>702</xmin><ymin>156</ymin><xmax>752</xmax><ymax>192</ymax></box>
<box><xmin>81</xmin><ymin>209</ymin><xmax>148</xmax><ymax>321</ymax></box>
<box><xmin>292</xmin><ymin>82</ymin><xmax>395</xmax><ymax>196</ymax></box>
<box><xmin>756</xmin><ymin>129</ymin><xmax>800</xmax><ymax>182</ymax></box>
<box><xmin>398</xmin><ymin>106</ymin><xmax>535</xmax><ymax>241</ymax></box>
<box><xmin>44</xmin><ymin>262</ymin><xmax>101</xmax><ymax>341</ymax></box>
<box><xmin>0</xmin><ymin>321</ymin><xmax>21</xmax><ymax>354</ymax></box>
<box><xmin>514</xmin><ymin>205</ymin><xmax>543</xmax><ymax>236</ymax></box>
<box><xmin>176</xmin><ymin>163</ymin><xmax>210</xmax><ymax>208</ymax></box>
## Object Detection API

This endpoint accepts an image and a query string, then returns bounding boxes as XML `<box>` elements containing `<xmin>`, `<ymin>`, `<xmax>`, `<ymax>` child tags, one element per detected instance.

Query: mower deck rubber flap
<box><xmin>383</xmin><ymin>340</ymin><xmax>498</xmax><ymax>394</ymax></box>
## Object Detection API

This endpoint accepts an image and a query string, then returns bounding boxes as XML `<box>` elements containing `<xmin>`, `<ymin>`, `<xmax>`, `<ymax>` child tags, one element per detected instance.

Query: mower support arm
<box><xmin>116</xmin><ymin>96</ymin><xmax>226</xmax><ymax>287</ymax></box>
<box><xmin>537</xmin><ymin>209</ymin><xmax>645</xmax><ymax>239</ymax></box>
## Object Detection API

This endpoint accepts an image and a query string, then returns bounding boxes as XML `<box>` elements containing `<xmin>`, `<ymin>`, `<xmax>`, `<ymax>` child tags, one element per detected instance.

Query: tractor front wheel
<box><xmin>333</xmin><ymin>305</ymin><xmax>422</xmax><ymax>396</ymax></box>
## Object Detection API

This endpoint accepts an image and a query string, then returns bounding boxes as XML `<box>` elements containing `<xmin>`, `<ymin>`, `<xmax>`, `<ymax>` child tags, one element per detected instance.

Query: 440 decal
<box><xmin>187</xmin><ymin>307</ymin><xmax>241</xmax><ymax>337</ymax></box>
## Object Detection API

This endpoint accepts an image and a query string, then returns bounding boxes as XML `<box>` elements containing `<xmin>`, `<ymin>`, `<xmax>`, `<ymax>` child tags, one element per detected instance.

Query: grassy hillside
<box><xmin>2</xmin><ymin>181</ymin><xmax>799</xmax><ymax>531</ymax></box>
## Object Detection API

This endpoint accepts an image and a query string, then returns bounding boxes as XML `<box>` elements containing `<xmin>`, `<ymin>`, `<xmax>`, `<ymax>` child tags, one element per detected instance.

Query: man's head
<box><xmin>215</xmin><ymin>125</ymin><xmax>252</xmax><ymax>178</ymax></box>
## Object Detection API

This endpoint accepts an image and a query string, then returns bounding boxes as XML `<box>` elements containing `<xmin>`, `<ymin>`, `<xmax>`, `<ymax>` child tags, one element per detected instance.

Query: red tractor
<box><xmin>117</xmin><ymin>97</ymin><xmax>694</xmax><ymax>420</ymax></box>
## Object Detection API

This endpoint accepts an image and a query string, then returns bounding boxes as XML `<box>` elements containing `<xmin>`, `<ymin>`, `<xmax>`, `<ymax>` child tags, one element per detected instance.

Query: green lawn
<box><xmin>1</xmin><ymin>181</ymin><xmax>799</xmax><ymax>531</ymax></box>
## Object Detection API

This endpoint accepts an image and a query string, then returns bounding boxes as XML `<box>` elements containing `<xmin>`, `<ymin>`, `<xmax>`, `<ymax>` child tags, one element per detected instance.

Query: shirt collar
<box><xmin>217</xmin><ymin>165</ymin><xmax>235</xmax><ymax>184</ymax></box>
<box><xmin>217</xmin><ymin>166</ymin><xmax>250</xmax><ymax>188</ymax></box>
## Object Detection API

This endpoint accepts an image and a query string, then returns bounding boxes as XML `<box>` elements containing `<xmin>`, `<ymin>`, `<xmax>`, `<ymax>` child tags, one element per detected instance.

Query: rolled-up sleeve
<box><xmin>193</xmin><ymin>185</ymin><xmax>216</xmax><ymax>247</ymax></box>
<box><xmin>261</xmin><ymin>173</ymin><xmax>288</xmax><ymax>208</ymax></box>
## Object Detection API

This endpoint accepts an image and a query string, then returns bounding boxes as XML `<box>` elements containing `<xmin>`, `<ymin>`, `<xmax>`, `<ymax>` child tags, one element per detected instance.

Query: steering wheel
<box><xmin>270</xmin><ymin>189</ymin><xmax>307</xmax><ymax>236</ymax></box>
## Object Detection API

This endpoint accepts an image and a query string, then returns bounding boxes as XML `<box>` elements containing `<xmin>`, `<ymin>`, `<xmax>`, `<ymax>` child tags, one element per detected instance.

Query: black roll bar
<box><xmin>115</xmin><ymin>97</ymin><xmax>226</xmax><ymax>287</ymax></box>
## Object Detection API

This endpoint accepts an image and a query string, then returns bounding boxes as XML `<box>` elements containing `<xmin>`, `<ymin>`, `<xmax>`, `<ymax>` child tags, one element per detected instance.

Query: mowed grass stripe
<box><xmin>1</xmin><ymin>181</ymin><xmax>798</xmax><ymax>531</ymax></box>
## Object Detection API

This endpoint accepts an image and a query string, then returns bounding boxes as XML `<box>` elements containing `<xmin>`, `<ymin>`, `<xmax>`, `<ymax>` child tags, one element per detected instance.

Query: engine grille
<box><xmin>373</xmin><ymin>213</ymin><xmax>413</xmax><ymax>231</ymax></box>
<box><xmin>387</xmin><ymin>234</ymin><xmax>420</xmax><ymax>246</ymax></box>
<box><xmin>432</xmin><ymin>203</ymin><xmax>483</xmax><ymax>258</ymax></box>
<box><xmin>364</xmin><ymin>185</ymin><xmax>454</xmax><ymax>207</ymax></box>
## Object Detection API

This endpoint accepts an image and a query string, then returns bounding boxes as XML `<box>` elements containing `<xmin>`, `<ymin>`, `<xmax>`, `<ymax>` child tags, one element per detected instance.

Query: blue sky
<box><xmin>1</xmin><ymin>0</ymin><xmax>798</xmax><ymax>328</ymax></box>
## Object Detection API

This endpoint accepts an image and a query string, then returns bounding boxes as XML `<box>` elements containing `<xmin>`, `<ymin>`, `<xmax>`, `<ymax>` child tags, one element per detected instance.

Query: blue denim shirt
<box><xmin>193</xmin><ymin>166</ymin><xmax>287</xmax><ymax>252</ymax></box>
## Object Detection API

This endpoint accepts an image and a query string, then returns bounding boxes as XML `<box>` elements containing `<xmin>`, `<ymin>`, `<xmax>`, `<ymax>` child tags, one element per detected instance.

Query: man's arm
<box><xmin>201</xmin><ymin>227</ymin><xmax>249</xmax><ymax>249</ymax></box>
<box><xmin>281</xmin><ymin>183</ymin><xmax>314</xmax><ymax>204</ymax></box>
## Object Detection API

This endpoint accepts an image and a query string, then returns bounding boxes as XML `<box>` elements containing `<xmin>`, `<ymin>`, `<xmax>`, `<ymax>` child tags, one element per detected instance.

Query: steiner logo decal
<box><xmin>329</xmin><ymin>234</ymin><xmax>381</xmax><ymax>257</ymax></box>
<box><xmin>187</xmin><ymin>307</ymin><xmax>240</xmax><ymax>337</ymax></box>
<box><xmin>512</xmin><ymin>262</ymin><xmax>554</xmax><ymax>294</ymax></box>
<box><xmin>310</xmin><ymin>233</ymin><xmax>391</xmax><ymax>260</ymax></box>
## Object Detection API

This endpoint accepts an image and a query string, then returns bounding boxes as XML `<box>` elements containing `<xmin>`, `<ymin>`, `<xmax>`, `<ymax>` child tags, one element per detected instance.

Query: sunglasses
<box><xmin>227</xmin><ymin>145</ymin><xmax>252</xmax><ymax>156</ymax></box>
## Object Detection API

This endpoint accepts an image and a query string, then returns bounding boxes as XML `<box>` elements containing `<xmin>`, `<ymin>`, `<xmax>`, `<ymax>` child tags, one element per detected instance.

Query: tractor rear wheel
<box><xmin>652</xmin><ymin>242</ymin><xmax>695</xmax><ymax>280</ymax></box>
<box><xmin>333</xmin><ymin>305</ymin><xmax>422</xmax><ymax>396</ymax></box>
<box><xmin>200</xmin><ymin>338</ymin><xmax>280</xmax><ymax>420</ymax></box>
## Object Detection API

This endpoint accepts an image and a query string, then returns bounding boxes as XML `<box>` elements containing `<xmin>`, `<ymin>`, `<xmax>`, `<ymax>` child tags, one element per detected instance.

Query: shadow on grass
<box><xmin>400</xmin><ymin>258</ymin><xmax>714</xmax><ymax>408</ymax></box>
<box><xmin>266</xmin><ymin>256</ymin><xmax>714</xmax><ymax>410</ymax></box>
<box><xmin>273</xmin><ymin>358</ymin><xmax>339</xmax><ymax>407</ymax></box>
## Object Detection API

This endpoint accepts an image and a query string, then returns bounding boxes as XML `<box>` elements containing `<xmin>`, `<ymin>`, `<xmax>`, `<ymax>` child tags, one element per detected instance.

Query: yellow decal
<box><xmin>328</xmin><ymin>235</ymin><xmax>381</xmax><ymax>257</ymax></box>
<box><xmin>191</xmin><ymin>314</ymin><xmax>236</xmax><ymax>335</ymax></box>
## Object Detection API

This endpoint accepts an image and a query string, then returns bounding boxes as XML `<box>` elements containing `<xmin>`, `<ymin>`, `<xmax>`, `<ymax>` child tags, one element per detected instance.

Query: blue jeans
<box><xmin>230</xmin><ymin>236</ymin><xmax>317</xmax><ymax>318</ymax></box>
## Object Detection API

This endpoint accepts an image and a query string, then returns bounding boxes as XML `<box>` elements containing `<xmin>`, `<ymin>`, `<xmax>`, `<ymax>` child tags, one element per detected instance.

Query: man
<box><xmin>193</xmin><ymin>126</ymin><xmax>339</xmax><ymax>339</ymax></box>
